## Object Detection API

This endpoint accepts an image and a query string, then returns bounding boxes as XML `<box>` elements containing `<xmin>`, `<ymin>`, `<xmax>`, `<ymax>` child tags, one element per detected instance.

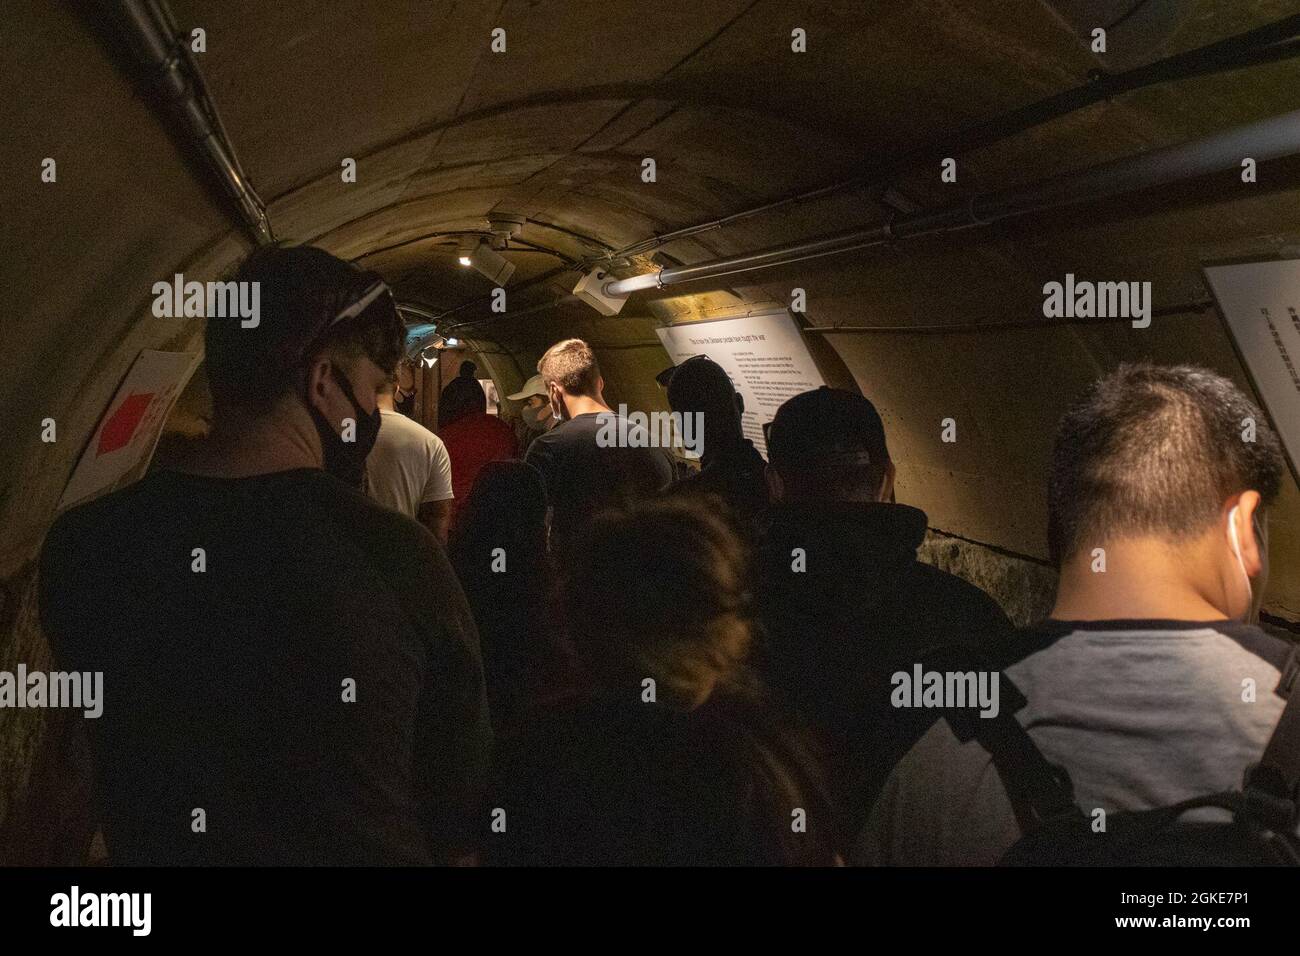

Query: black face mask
<box><xmin>307</xmin><ymin>365</ymin><xmax>382</xmax><ymax>488</ymax></box>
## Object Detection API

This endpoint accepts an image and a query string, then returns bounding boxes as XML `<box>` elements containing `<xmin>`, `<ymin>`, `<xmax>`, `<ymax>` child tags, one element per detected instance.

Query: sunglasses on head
<box><xmin>297</xmin><ymin>279</ymin><xmax>395</xmax><ymax>366</ymax></box>
<box><xmin>330</xmin><ymin>279</ymin><xmax>392</xmax><ymax>328</ymax></box>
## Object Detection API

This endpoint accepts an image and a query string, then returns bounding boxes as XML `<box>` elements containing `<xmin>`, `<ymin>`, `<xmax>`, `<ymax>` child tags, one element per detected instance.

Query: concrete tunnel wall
<box><xmin>4</xmin><ymin>0</ymin><xmax>1300</xmax><ymax>860</ymax></box>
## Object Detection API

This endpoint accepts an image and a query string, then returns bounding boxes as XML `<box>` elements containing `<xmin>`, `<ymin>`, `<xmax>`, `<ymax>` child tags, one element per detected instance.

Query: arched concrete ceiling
<box><xmin>5</xmin><ymin>0</ymin><xmax>1300</xmax><ymax>626</ymax></box>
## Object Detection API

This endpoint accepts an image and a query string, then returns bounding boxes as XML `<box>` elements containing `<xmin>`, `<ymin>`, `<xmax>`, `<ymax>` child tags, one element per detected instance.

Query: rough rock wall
<box><xmin>918</xmin><ymin>530</ymin><xmax>1059</xmax><ymax>628</ymax></box>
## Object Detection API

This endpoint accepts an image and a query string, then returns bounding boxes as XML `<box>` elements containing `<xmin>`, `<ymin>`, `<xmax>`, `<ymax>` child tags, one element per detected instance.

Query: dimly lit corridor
<box><xmin>4</xmin><ymin>0</ymin><xmax>1300</xmax><ymax>908</ymax></box>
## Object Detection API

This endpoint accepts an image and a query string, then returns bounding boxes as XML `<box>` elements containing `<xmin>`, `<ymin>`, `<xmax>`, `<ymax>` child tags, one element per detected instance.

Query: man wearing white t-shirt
<box><xmin>367</xmin><ymin>376</ymin><xmax>454</xmax><ymax>542</ymax></box>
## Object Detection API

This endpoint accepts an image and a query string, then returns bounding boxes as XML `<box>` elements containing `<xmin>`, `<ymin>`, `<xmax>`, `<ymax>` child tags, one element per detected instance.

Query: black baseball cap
<box><xmin>666</xmin><ymin>355</ymin><xmax>736</xmax><ymax>411</ymax></box>
<box><xmin>206</xmin><ymin>245</ymin><xmax>401</xmax><ymax>410</ymax></box>
<box><xmin>766</xmin><ymin>387</ymin><xmax>889</xmax><ymax>469</ymax></box>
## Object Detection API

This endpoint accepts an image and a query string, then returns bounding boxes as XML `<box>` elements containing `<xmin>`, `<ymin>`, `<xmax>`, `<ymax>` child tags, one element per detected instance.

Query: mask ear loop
<box><xmin>1228</xmin><ymin>504</ymin><xmax>1254</xmax><ymax>619</ymax></box>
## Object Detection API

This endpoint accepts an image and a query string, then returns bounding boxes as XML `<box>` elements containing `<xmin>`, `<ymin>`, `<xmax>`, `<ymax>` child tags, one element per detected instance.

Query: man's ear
<box><xmin>548</xmin><ymin>382</ymin><xmax>565</xmax><ymax>418</ymax></box>
<box><xmin>766</xmin><ymin>464</ymin><xmax>785</xmax><ymax>502</ymax></box>
<box><xmin>304</xmin><ymin>355</ymin><xmax>334</xmax><ymax>416</ymax></box>
<box><xmin>1231</xmin><ymin>490</ymin><xmax>1266</xmax><ymax>577</ymax></box>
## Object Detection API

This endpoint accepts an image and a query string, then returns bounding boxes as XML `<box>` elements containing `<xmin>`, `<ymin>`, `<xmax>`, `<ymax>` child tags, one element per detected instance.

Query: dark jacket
<box><xmin>668</xmin><ymin>438</ymin><xmax>769</xmax><ymax>537</ymax></box>
<box><xmin>754</xmin><ymin>500</ymin><xmax>1013</xmax><ymax>838</ymax></box>
<box><xmin>484</xmin><ymin>686</ymin><xmax>839</xmax><ymax>866</ymax></box>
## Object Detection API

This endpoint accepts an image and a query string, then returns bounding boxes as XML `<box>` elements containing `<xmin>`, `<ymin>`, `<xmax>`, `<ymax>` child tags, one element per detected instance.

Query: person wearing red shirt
<box><xmin>439</xmin><ymin>375</ymin><xmax>519</xmax><ymax>527</ymax></box>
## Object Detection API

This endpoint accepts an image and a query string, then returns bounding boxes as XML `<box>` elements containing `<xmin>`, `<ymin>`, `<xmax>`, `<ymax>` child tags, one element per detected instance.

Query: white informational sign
<box><xmin>480</xmin><ymin>378</ymin><xmax>500</xmax><ymax>415</ymax></box>
<box><xmin>1204</xmin><ymin>260</ymin><xmax>1300</xmax><ymax>480</ymax></box>
<box><xmin>656</xmin><ymin>310</ymin><xmax>826</xmax><ymax>459</ymax></box>
<box><xmin>58</xmin><ymin>349</ymin><xmax>201</xmax><ymax>509</ymax></box>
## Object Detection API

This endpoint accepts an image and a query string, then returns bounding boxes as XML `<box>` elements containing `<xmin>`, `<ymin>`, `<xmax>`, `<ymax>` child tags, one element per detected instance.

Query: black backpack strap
<box><xmin>1242</xmin><ymin>644</ymin><xmax>1300</xmax><ymax>833</ymax></box>
<box><xmin>946</xmin><ymin>701</ymin><xmax>1084</xmax><ymax>832</ymax></box>
<box><xmin>923</xmin><ymin>641</ymin><xmax>1084</xmax><ymax>832</ymax></box>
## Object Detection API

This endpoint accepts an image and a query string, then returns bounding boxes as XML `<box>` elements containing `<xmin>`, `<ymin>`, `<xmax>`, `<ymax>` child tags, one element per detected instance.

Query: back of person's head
<box><xmin>452</xmin><ymin>460</ymin><xmax>549</xmax><ymax>575</ymax></box>
<box><xmin>547</xmin><ymin>446</ymin><xmax>675</xmax><ymax>564</ymax></box>
<box><xmin>666</xmin><ymin>355</ymin><xmax>742</xmax><ymax>432</ymax></box>
<box><xmin>538</xmin><ymin>338</ymin><xmax>601</xmax><ymax>398</ymax></box>
<box><xmin>205</xmin><ymin>244</ymin><xmax>404</xmax><ymax>417</ymax></box>
<box><xmin>1048</xmin><ymin>363</ymin><xmax>1284</xmax><ymax>569</ymax></box>
<box><xmin>438</xmin><ymin>359</ymin><xmax>486</xmax><ymax>426</ymax></box>
<box><xmin>766</xmin><ymin>387</ymin><xmax>893</xmax><ymax>503</ymax></box>
<box><xmin>552</xmin><ymin>495</ymin><xmax>839</xmax><ymax>864</ymax></box>
<box><xmin>562</xmin><ymin>496</ymin><xmax>752</xmax><ymax>710</ymax></box>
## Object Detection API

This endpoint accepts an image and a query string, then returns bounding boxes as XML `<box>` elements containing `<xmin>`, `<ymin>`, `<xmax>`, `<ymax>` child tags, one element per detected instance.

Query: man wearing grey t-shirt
<box><xmin>858</xmin><ymin>363</ymin><xmax>1291</xmax><ymax>866</ymax></box>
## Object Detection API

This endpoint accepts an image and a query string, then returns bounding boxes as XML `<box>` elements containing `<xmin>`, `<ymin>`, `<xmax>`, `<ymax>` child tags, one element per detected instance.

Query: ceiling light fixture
<box><xmin>456</xmin><ymin>236</ymin><xmax>478</xmax><ymax>267</ymax></box>
<box><xmin>573</xmin><ymin>267</ymin><xmax>631</xmax><ymax>315</ymax></box>
<box><xmin>465</xmin><ymin>241</ymin><xmax>515</xmax><ymax>285</ymax></box>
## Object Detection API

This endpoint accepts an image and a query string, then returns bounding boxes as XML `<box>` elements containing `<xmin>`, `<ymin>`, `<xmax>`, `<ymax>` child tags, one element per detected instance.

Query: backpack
<box><xmin>939</xmin><ymin>645</ymin><xmax>1300</xmax><ymax>866</ymax></box>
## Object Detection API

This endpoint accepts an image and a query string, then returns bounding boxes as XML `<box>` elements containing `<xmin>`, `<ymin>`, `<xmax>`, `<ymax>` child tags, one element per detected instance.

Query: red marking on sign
<box><xmin>97</xmin><ymin>392</ymin><xmax>155</xmax><ymax>456</ymax></box>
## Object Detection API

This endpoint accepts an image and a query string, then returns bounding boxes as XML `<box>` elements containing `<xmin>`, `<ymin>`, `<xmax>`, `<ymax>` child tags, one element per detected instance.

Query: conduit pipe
<box><xmin>602</xmin><ymin>107</ymin><xmax>1300</xmax><ymax>299</ymax></box>
<box><xmin>607</xmin><ymin>13</ymin><xmax>1300</xmax><ymax>262</ymax></box>
<box><xmin>117</xmin><ymin>0</ymin><xmax>274</xmax><ymax>245</ymax></box>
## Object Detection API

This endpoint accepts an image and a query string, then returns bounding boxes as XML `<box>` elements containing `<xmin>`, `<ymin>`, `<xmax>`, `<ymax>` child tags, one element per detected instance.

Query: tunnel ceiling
<box><xmin>165</xmin><ymin>0</ymin><xmax>1300</xmax><ymax>321</ymax></box>
<box><xmin>6</xmin><ymin>0</ymin><xmax>1300</xmax><ymax>617</ymax></box>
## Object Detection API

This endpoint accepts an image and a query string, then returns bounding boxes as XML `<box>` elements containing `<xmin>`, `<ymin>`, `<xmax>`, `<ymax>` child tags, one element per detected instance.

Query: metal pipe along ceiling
<box><xmin>603</xmin><ymin>107</ymin><xmax>1300</xmax><ymax>298</ymax></box>
<box><xmin>117</xmin><ymin>0</ymin><xmax>274</xmax><ymax>245</ymax></box>
<box><xmin>605</xmin><ymin>13</ymin><xmax>1300</xmax><ymax>263</ymax></box>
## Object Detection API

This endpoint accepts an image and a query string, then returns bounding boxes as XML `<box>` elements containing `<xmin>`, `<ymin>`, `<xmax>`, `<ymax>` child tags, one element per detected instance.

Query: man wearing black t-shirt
<box><xmin>39</xmin><ymin>246</ymin><xmax>491</xmax><ymax>865</ymax></box>
<box><xmin>524</xmin><ymin>338</ymin><xmax>674</xmax><ymax>552</ymax></box>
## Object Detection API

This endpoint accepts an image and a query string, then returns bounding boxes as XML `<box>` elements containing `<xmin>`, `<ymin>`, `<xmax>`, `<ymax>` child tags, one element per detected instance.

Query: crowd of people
<box><xmin>38</xmin><ymin>244</ymin><xmax>1293</xmax><ymax>865</ymax></box>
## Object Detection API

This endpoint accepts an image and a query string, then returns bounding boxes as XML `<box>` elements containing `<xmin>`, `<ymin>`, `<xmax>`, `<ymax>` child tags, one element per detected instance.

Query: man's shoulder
<box><xmin>858</xmin><ymin>714</ymin><xmax>1013</xmax><ymax>865</ymax></box>
<box><xmin>1205</xmin><ymin>620</ymin><xmax>1296</xmax><ymax>673</ymax></box>
<box><xmin>330</xmin><ymin>472</ymin><xmax>438</xmax><ymax>546</ymax></box>
<box><xmin>483</xmin><ymin>413</ymin><xmax>516</xmax><ymax>439</ymax></box>
<box><xmin>906</xmin><ymin>560</ymin><xmax>1013</xmax><ymax>631</ymax></box>
<box><xmin>525</xmin><ymin>417</ymin><xmax>584</xmax><ymax>457</ymax></box>
<box><xmin>43</xmin><ymin>471</ymin><xmax>176</xmax><ymax>555</ymax></box>
<box><xmin>1003</xmin><ymin>619</ymin><xmax>1295</xmax><ymax>692</ymax></box>
<box><xmin>527</xmin><ymin>421</ymin><xmax>567</xmax><ymax>447</ymax></box>
<box><xmin>451</xmin><ymin>413</ymin><xmax>518</xmax><ymax>451</ymax></box>
<box><xmin>380</xmin><ymin>409</ymin><xmax>441</xmax><ymax>446</ymax></box>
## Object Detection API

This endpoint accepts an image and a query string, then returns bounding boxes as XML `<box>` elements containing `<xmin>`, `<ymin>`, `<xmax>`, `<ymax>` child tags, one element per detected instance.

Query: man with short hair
<box><xmin>40</xmin><ymin>245</ymin><xmax>491</xmax><ymax>865</ymax></box>
<box><xmin>664</xmin><ymin>356</ymin><xmax>768</xmax><ymax>533</ymax></box>
<box><xmin>367</xmin><ymin>373</ymin><xmax>455</xmax><ymax>542</ymax></box>
<box><xmin>524</xmin><ymin>338</ymin><xmax>674</xmax><ymax>549</ymax></box>
<box><xmin>859</xmin><ymin>363</ymin><xmax>1290</xmax><ymax>865</ymax></box>
<box><xmin>755</xmin><ymin>386</ymin><xmax>1012</xmax><ymax>840</ymax></box>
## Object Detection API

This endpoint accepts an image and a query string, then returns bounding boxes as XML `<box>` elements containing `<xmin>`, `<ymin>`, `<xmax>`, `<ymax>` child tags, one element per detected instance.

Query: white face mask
<box><xmin>549</xmin><ymin>388</ymin><xmax>568</xmax><ymax>423</ymax></box>
<box><xmin>1227</xmin><ymin>504</ymin><xmax>1258</xmax><ymax>622</ymax></box>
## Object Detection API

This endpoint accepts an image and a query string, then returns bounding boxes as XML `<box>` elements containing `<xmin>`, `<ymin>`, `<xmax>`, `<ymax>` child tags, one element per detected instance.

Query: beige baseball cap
<box><xmin>507</xmin><ymin>373</ymin><xmax>548</xmax><ymax>401</ymax></box>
